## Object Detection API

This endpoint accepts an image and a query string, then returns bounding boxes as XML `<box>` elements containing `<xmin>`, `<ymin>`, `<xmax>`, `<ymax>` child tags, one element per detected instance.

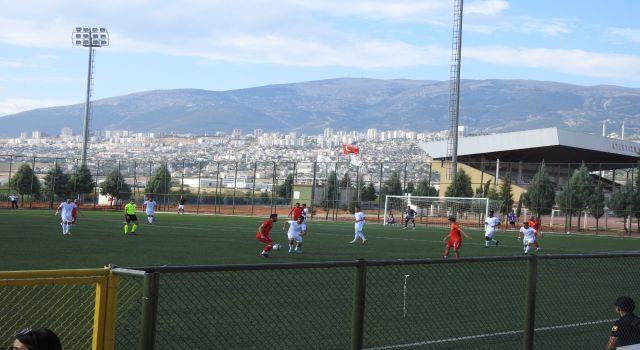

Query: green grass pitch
<box><xmin>2</xmin><ymin>209</ymin><xmax>640</xmax><ymax>349</ymax></box>
<box><xmin>1</xmin><ymin>209</ymin><xmax>638</xmax><ymax>270</ymax></box>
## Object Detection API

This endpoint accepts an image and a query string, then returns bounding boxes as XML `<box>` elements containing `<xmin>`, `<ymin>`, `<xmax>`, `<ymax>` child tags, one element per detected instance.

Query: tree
<box><xmin>482</xmin><ymin>180</ymin><xmax>500</xmax><ymax>200</ymax></box>
<box><xmin>43</xmin><ymin>163</ymin><xmax>71</xmax><ymax>202</ymax></box>
<box><xmin>415</xmin><ymin>178</ymin><xmax>438</xmax><ymax>197</ymax></box>
<box><xmin>145</xmin><ymin>163</ymin><xmax>172</xmax><ymax>203</ymax></box>
<box><xmin>9</xmin><ymin>163</ymin><xmax>41</xmax><ymax>203</ymax></box>
<box><xmin>499</xmin><ymin>169</ymin><xmax>514</xmax><ymax>216</ymax></box>
<box><xmin>277</xmin><ymin>173</ymin><xmax>294</xmax><ymax>201</ymax></box>
<box><xmin>340</xmin><ymin>172</ymin><xmax>352</xmax><ymax>188</ymax></box>
<box><xmin>321</xmin><ymin>171</ymin><xmax>338</xmax><ymax>211</ymax></box>
<box><xmin>360</xmin><ymin>182</ymin><xmax>377</xmax><ymax>202</ymax></box>
<box><xmin>380</xmin><ymin>171</ymin><xmax>403</xmax><ymax>199</ymax></box>
<box><xmin>101</xmin><ymin>168</ymin><xmax>132</xmax><ymax>202</ymax></box>
<box><xmin>516</xmin><ymin>193</ymin><xmax>524</xmax><ymax>222</ymax></box>
<box><xmin>445</xmin><ymin>169</ymin><xmax>473</xmax><ymax>198</ymax></box>
<box><xmin>523</xmin><ymin>163</ymin><xmax>555</xmax><ymax>216</ymax></box>
<box><xmin>588</xmin><ymin>183</ymin><xmax>606</xmax><ymax>235</ymax></box>
<box><xmin>70</xmin><ymin>163</ymin><xmax>95</xmax><ymax>198</ymax></box>
<box><xmin>608</xmin><ymin>183</ymin><xmax>633</xmax><ymax>235</ymax></box>
<box><xmin>405</xmin><ymin>181</ymin><xmax>415</xmax><ymax>195</ymax></box>
<box><xmin>556</xmin><ymin>163</ymin><xmax>594</xmax><ymax>231</ymax></box>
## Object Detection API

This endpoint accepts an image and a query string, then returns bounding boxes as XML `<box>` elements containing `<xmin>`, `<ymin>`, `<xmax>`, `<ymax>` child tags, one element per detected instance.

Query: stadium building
<box><xmin>419</xmin><ymin>127</ymin><xmax>640</xmax><ymax>197</ymax></box>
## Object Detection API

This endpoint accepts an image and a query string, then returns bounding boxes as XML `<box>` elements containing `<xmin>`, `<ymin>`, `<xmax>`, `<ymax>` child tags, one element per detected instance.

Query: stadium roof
<box><xmin>420</xmin><ymin>127</ymin><xmax>639</xmax><ymax>167</ymax></box>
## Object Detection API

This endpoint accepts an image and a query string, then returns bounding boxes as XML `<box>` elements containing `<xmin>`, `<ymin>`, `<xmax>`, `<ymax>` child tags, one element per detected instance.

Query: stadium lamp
<box><xmin>71</xmin><ymin>27</ymin><xmax>109</xmax><ymax>164</ymax></box>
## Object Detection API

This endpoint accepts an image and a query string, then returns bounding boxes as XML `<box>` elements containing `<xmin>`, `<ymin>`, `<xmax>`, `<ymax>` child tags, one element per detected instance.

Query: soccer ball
<box><xmin>272</xmin><ymin>243</ymin><xmax>281</xmax><ymax>251</ymax></box>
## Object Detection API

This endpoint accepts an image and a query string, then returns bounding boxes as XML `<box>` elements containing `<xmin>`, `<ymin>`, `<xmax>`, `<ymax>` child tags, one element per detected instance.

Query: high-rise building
<box><xmin>61</xmin><ymin>127</ymin><xmax>73</xmax><ymax>138</ymax></box>
<box><xmin>367</xmin><ymin>128</ymin><xmax>377</xmax><ymax>141</ymax></box>
<box><xmin>32</xmin><ymin>131</ymin><xmax>42</xmax><ymax>139</ymax></box>
<box><xmin>232</xmin><ymin>128</ymin><xmax>242</xmax><ymax>138</ymax></box>
<box><xmin>323</xmin><ymin>128</ymin><xmax>333</xmax><ymax>139</ymax></box>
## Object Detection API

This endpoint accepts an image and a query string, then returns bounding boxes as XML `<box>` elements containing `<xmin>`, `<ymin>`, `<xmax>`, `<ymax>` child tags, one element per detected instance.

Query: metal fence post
<box><xmin>140</xmin><ymin>272</ymin><xmax>160</xmax><ymax>350</ymax></box>
<box><xmin>523</xmin><ymin>254</ymin><xmax>538</xmax><ymax>350</ymax></box>
<box><xmin>352</xmin><ymin>258</ymin><xmax>367</xmax><ymax>350</ymax></box>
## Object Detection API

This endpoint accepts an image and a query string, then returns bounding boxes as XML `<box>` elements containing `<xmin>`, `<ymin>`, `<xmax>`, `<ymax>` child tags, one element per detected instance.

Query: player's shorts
<box><xmin>405</xmin><ymin>216</ymin><xmax>415</xmax><ymax>222</ymax></box>
<box><xmin>287</xmin><ymin>233</ymin><xmax>303</xmax><ymax>243</ymax></box>
<box><xmin>178</xmin><ymin>204</ymin><xmax>185</xmax><ymax>210</ymax></box>
<box><xmin>125</xmin><ymin>214</ymin><xmax>138</xmax><ymax>222</ymax></box>
<box><xmin>484</xmin><ymin>230</ymin><xmax>496</xmax><ymax>239</ymax></box>
<box><xmin>256</xmin><ymin>233</ymin><xmax>273</xmax><ymax>244</ymax></box>
<box><xmin>447</xmin><ymin>239</ymin><xmax>462</xmax><ymax>250</ymax></box>
<box><xmin>509</xmin><ymin>221</ymin><xmax>516</xmax><ymax>225</ymax></box>
<box><xmin>523</xmin><ymin>237</ymin><xmax>536</xmax><ymax>245</ymax></box>
<box><xmin>61</xmin><ymin>214</ymin><xmax>73</xmax><ymax>223</ymax></box>
<box><xmin>355</xmin><ymin>222</ymin><xmax>365</xmax><ymax>231</ymax></box>
<box><xmin>146</xmin><ymin>211</ymin><xmax>155</xmax><ymax>216</ymax></box>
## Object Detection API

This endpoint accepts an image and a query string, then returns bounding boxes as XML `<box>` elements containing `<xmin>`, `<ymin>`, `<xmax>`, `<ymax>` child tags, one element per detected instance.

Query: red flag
<box><xmin>342</xmin><ymin>144</ymin><xmax>360</xmax><ymax>155</ymax></box>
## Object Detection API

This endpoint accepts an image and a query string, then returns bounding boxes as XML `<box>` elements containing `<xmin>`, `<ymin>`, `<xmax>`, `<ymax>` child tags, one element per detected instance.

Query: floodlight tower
<box><xmin>446</xmin><ymin>0</ymin><xmax>463</xmax><ymax>188</ymax></box>
<box><xmin>71</xmin><ymin>27</ymin><xmax>109</xmax><ymax>164</ymax></box>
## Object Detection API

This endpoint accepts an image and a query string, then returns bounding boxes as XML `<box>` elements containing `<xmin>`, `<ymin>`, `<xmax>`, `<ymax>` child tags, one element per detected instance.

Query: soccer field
<box><xmin>2</xmin><ymin>209</ymin><xmax>640</xmax><ymax>349</ymax></box>
<box><xmin>2</xmin><ymin>209</ymin><xmax>639</xmax><ymax>270</ymax></box>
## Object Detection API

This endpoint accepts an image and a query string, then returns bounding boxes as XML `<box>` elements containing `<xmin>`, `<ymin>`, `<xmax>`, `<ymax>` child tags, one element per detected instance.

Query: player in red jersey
<box><xmin>443</xmin><ymin>217</ymin><xmax>472</xmax><ymax>259</ymax></box>
<box><xmin>256</xmin><ymin>214</ymin><xmax>279</xmax><ymax>257</ymax></box>
<box><xmin>528</xmin><ymin>216</ymin><xmax>542</xmax><ymax>252</ymax></box>
<box><xmin>71</xmin><ymin>199</ymin><xmax>79</xmax><ymax>225</ymax></box>
<box><xmin>289</xmin><ymin>202</ymin><xmax>303</xmax><ymax>220</ymax></box>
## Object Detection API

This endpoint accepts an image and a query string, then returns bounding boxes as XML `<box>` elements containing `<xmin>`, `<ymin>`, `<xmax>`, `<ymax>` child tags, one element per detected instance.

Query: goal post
<box><xmin>383</xmin><ymin>195</ymin><xmax>503</xmax><ymax>230</ymax></box>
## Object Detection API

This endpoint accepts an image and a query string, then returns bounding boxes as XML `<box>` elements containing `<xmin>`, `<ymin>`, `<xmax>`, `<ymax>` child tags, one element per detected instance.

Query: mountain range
<box><xmin>1</xmin><ymin>78</ymin><xmax>639</xmax><ymax>138</ymax></box>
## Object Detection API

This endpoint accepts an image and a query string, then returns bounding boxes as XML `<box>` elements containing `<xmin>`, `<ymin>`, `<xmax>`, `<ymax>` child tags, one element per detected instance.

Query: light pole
<box><xmin>71</xmin><ymin>27</ymin><xmax>109</xmax><ymax>164</ymax></box>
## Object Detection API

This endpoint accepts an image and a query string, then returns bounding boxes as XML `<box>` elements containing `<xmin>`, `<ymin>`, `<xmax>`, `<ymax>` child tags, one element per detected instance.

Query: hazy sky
<box><xmin>1</xmin><ymin>0</ymin><xmax>639</xmax><ymax>116</ymax></box>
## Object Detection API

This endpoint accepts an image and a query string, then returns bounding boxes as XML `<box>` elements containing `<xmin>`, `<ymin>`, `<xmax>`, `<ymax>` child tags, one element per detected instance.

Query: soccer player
<box><xmin>443</xmin><ymin>217</ymin><xmax>472</xmax><ymax>259</ymax></box>
<box><xmin>288</xmin><ymin>202</ymin><xmax>303</xmax><ymax>220</ymax></box>
<box><xmin>283</xmin><ymin>215</ymin><xmax>306</xmax><ymax>254</ymax></box>
<box><xmin>71</xmin><ymin>199</ymin><xmax>80</xmax><ymax>225</ymax></box>
<box><xmin>143</xmin><ymin>196</ymin><xmax>158</xmax><ymax>224</ymax></box>
<box><xmin>528</xmin><ymin>216</ymin><xmax>542</xmax><ymax>251</ymax></box>
<box><xmin>350</xmin><ymin>205</ymin><xmax>367</xmax><ymax>244</ymax></box>
<box><xmin>518</xmin><ymin>221</ymin><xmax>537</xmax><ymax>255</ymax></box>
<box><xmin>256</xmin><ymin>213</ymin><xmax>278</xmax><ymax>257</ymax></box>
<box><xmin>124</xmin><ymin>198</ymin><xmax>139</xmax><ymax>235</ymax></box>
<box><xmin>507</xmin><ymin>210</ymin><xmax>517</xmax><ymax>229</ymax></box>
<box><xmin>386</xmin><ymin>212</ymin><xmax>396</xmax><ymax>226</ymax></box>
<box><xmin>484</xmin><ymin>210</ymin><xmax>501</xmax><ymax>247</ymax></box>
<box><xmin>55</xmin><ymin>197</ymin><xmax>77</xmax><ymax>236</ymax></box>
<box><xmin>301</xmin><ymin>203</ymin><xmax>309</xmax><ymax>223</ymax></box>
<box><xmin>403</xmin><ymin>205</ymin><xmax>417</xmax><ymax>229</ymax></box>
<box><xmin>177</xmin><ymin>195</ymin><xmax>186</xmax><ymax>214</ymax></box>
<box><xmin>9</xmin><ymin>193</ymin><xmax>18</xmax><ymax>209</ymax></box>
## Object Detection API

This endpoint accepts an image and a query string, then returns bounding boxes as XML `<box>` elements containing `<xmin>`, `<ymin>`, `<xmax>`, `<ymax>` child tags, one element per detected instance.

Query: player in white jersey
<box><xmin>518</xmin><ymin>221</ymin><xmax>538</xmax><ymax>255</ymax></box>
<box><xmin>350</xmin><ymin>205</ymin><xmax>367</xmax><ymax>244</ymax></box>
<box><xmin>484</xmin><ymin>210</ymin><xmax>501</xmax><ymax>247</ymax></box>
<box><xmin>143</xmin><ymin>196</ymin><xmax>158</xmax><ymax>224</ymax></box>
<box><xmin>55</xmin><ymin>198</ymin><xmax>77</xmax><ymax>236</ymax></box>
<box><xmin>301</xmin><ymin>203</ymin><xmax>310</xmax><ymax>223</ymax></box>
<box><xmin>283</xmin><ymin>216</ymin><xmax>306</xmax><ymax>253</ymax></box>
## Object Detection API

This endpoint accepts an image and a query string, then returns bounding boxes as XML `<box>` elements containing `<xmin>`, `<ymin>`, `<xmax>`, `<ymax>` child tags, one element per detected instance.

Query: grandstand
<box><xmin>420</xmin><ymin>127</ymin><xmax>639</xmax><ymax>197</ymax></box>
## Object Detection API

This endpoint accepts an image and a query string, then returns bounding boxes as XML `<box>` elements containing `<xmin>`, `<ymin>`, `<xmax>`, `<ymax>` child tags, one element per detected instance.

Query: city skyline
<box><xmin>1</xmin><ymin>1</ymin><xmax>640</xmax><ymax>117</ymax></box>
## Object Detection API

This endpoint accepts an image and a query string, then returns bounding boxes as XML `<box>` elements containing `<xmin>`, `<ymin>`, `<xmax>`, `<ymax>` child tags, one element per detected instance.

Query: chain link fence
<box><xmin>1</xmin><ymin>255</ymin><xmax>638</xmax><ymax>349</ymax></box>
<box><xmin>1</xmin><ymin>155</ymin><xmax>638</xmax><ymax>235</ymax></box>
<box><xmin>105</xmin><ymin>253</ymin><xmax>640</xmax><ymax>350</ymax></box>
<box><xmin>0</xmin><ymin>268</ymin><xmax>115</xmax><ymax>350</ymax></box>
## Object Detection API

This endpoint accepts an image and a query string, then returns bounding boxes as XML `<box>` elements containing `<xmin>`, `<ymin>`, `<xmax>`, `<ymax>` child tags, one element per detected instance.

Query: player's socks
<box><xmin>132</xmin><ymin>224</ymin><xmax>137</xmax><ymax>233</ymax></box>
<box><xmin>124</xmin><ymin>224</ymin><xmax>129</xmax><ymax>234</ymax></box>
<box><xmin>524</xmin><ymin>245</ymin><xmax>530</xmax><ymax>254</ymax></box>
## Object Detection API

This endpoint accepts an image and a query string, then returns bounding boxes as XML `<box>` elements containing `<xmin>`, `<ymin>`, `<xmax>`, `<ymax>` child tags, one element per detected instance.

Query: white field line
<box><xmin>365</xmin><ymin>318</ymin><xmax>616</xmax><ymax>350</ymax></box>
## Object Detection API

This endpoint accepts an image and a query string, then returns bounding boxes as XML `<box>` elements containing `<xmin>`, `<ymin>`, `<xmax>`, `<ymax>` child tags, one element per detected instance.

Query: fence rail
<box><xmin>1</xmin><ymin>155</ymin><xmax>639</xmax><ymax>234</ymax></box>
<box><xmin>1</xmin><ymin>254</ymin><xmax>639</xmax><ymax>349</ymax></box>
